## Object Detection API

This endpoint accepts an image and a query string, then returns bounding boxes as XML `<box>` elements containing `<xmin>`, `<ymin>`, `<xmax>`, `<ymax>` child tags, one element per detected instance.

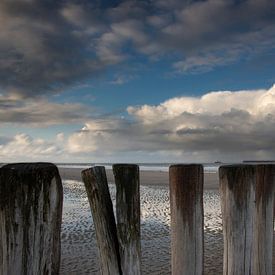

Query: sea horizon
<box><xmin>1</xmin><ymin>161</ymin><xmax>275</xmax><ymax>174</ymax></box>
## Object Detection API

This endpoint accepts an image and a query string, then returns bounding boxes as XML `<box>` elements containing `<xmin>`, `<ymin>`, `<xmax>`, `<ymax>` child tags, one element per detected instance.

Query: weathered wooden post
<box><xmin>219</xmin><ymin>165</ymin><xmax>256</xmax><ymax>275</ymax></box>
<box><xmin>169</xmin><ymin>164</ymin><xmax>204</xmax><ymax>275</ymax></box>
<box><xmin>253</xmin><ymin>164</ymin><xmax>275</xmax><ymax>275</ymax></box>
<box><xmin>82</xmin><ymin>166</ymin><xmax>122</xmax><ymax>275</ymax></box>
<box><xmin>0</xmin><ymin>163</ymin><xmax>63</xmax><ymax>275</ymax></box>
<box><xmin>112</xmin><ymin>164</ymin><xmax>141</xmax><ymax>275</ymax></box>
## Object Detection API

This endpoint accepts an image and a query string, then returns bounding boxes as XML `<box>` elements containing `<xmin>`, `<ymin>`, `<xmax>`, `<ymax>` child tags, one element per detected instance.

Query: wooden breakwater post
<box><xmin>82</xmin><ymin>166</ymin><xmax>122</xmax><ymax>275</ymax></box>
<box><xmin>169</xmin><ymin>164</ymin><xmax>204</xmax><ymax>275</ymax></box>
<box><xmin>113</xmin><ymin>164</ymin><xmax>141</xmax><ymax>275</ymax></box>
<box><xmin>0</xmin><ymin>163</ymin><xmax>63</xmax><ymax>275</ymax></box>
<box><xmin>219</xmin><ymin>165</ymin><xmax>256</xmax><ymax>275</ymax></box>
<box><xmin>253</xmin><ymin>165</ymin><xmax>275</xmax><ymax>275</ymax></box>
<box><xmin>219</xmin><ymin>164</ymin><xmax>275</xmax><ymax>275</ymax></box>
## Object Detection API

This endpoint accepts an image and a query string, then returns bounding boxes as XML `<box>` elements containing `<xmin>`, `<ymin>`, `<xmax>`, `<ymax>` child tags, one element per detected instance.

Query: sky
<box><xmin>1</xmin><ymin>0</ymin><xmax>275</xmax><ymax>163</ymax></box>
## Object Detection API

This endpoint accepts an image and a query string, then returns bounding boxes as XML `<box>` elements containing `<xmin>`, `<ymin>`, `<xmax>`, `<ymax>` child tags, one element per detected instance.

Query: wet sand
<box><xmin>59</xmin><ymin>168</ymin><xmax>274</xmax><ymax>275</ymax></box>
<box><xmin>58</xmin><ymin>167</ymin><xmax>219</xmax><ymax>189</ymax></box>
<box><xmin>60</xmin><ymin>180</ymin><xmax>222</xmax><ymax>275</ymax></box>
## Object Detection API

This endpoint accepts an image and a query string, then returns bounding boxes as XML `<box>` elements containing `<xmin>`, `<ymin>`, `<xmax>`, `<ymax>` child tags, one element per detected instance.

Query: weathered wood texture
<box><xmin>82</xmin><ymin>166</ymin><xmax>122</xmax><ymax>275</ymax></box>
<box><xmin>169</xmin><ymin>164</ymin><xmax>204</xmax><ymax>275</ymax></box>
<box><xmin>113</xmin><ymin>164</ymin><xmax>141</xmax><ymax>275</ymax></box>
<box><xmin>220</xmin><ymin>164</ymin><xmax>275</xmax><ymax>275</ymax></box>
<box><xmin>0</xmin><ymin>163</ymin><xmax>63</xmax><ymax>275</ymax></box>
<box><xmin>219</xmin><ymin>165</ymin><xmax>256</xmax><ymax>275</ymax></box>
<box><xmin>253</xmin><ymin>165</ymin><xmax>275</xmax><ymax>275</ymax></box>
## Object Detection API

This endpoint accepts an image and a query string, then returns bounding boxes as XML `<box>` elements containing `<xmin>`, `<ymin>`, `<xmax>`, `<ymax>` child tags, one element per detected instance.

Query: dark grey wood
<box><xmin>113</xmin><ymin>164</ymin><xmax>141</xmax><ymax>275</ymax></box>
<box><xmin>219</xmin><ymin>165</ymin><xmax>256</xmax><ymax>275</ymax></box>
<box><xmin>169</xmin><ymin>164</ymin><xmax>204</xmax><ymax>275</ymax></box>
<box><xmin>82</xmin><ymin>166</ymin><xmax>121</xmax><ymax>275</ymax></box>
<box><xmin>0</xmin><ymin>163</ymin><xmax>63</xmax><ymax>275</ymax></box>
<box><xmin>253</xmin><ymin>164</ymin><xmax>275</xmax><ymax>275</ymax></box>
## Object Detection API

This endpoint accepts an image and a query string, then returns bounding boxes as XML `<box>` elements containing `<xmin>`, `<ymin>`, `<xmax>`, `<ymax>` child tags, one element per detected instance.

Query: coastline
<box><xmin>58</xmin><ymin>167</ymin><xmax>219</xmax><ymax>189</ymax></box>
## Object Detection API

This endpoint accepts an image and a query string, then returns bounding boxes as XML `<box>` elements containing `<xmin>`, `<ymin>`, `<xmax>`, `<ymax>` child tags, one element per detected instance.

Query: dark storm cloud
<box><xmin>1</xmin><ymin>0</ymin><xmax>275</xmax><ymax>97</ymax></box>
<box><xmin>0</xmin><ymin>0</ymin><xmax>104</xmax><ymax>97</ymax></box>
<box><xmin>0</xmin><ymin>95</ymin><xmax>93</xmax><ymax>125</ymax></box>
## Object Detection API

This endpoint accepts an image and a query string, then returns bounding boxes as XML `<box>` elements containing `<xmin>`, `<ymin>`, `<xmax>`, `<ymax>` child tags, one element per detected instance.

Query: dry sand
<box><xmin>59</xmin><ymin>167</ymin><xmax>275</xmax><ymax>275</ymax></box>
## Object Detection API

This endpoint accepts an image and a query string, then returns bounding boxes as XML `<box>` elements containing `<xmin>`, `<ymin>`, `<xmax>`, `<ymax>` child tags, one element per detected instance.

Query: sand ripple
<box><xmin>60</xmin><ymin>181</ymin><xmax>238</xmax><ymax>274</ymax></box>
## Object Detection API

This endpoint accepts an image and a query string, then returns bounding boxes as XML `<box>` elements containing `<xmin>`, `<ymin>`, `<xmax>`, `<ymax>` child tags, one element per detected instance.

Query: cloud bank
<box><xmin>0</xmin><ymin>94</ymin><xmax>93</xmax><ymax>125</ymax></box>
<box><xmin>1</xmin><ymin>85</ymin><xmax>275</xmax><ymax>161</ymax></box>
<box><xmin>0</xmin><ymin>134</ymin><xmax>62</xmax><ymax>161</ymax></box>
<box><xmin>64</xmin><ymin>85</ymin><xmax>275</xmax><ymax>161</ymax></box>
<box><xmin>0</xmin><ymin>85</ymin><xmax>275</xmax><ymax>162</ymax></box>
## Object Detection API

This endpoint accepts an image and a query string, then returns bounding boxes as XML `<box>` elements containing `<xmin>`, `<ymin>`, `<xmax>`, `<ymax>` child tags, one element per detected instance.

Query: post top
<box><xmin>169</xmin><ymin>164</ymin><xmax>203</xmax><ymax>170</ymax></box>
<box><xmin>219</xmin><ymin>164</ymin><xmax>275</xmax><ymax>174</ymax></box>
<box><xmin>112</xmin><ymin>164</ymin><xmax>139</xmax><ymax>169</ymax></box>
<box><xmin>81</xmin><ymin>165</ymin><xmax>106</xmax><ymax>175</ymax></box>
<box><xmin>1</xmin><ymin>162</ymin><xmax>58</xmax><ymax>173</ymax></box>
<box><xmin>0</xmin><ymin>163</ymin><xmax>62</xmax><ymax>199</ymax></box>
<box><xmin>219</xmin><ymin>164</ymin><xmax>255</xmax><ymax>172</ymax></box>
<box><xmin>219</xmin><ymin>164</ymin><xmax>253</xmax><ymax>168</ymax></box>
<box><xmin>82</xmin><ymin>165</ymin><xmax>105</xmax><ymax>169</ymax></box>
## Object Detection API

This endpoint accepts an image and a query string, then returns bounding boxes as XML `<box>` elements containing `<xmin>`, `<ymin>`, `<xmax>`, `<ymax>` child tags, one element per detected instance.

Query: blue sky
<box><xmin>1</xmin><ymin>0</ymin><xmax>275</xmax><ymax>162</ymax></box>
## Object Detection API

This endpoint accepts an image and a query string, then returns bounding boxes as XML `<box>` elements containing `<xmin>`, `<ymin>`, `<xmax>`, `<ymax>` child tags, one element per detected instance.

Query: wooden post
<box><xmin>0</xmin><ymin>163</ymin><xmax>63</xmax><ymax>275</ymax></box>
<box><xmin>219</xmin><ymin>165</ymin><xmax>256</xmax><ymax>275</ymax></box>
<box><xmin>112</xmin><ymin>164</ymin><xmax>141</xmax><ymax>275</ymax></box>
<box><xmin>253</xmin><ymin>164</ymin><xmax>275</xmax><ymax>275</ymax></box>
<box><xmin>169</xmin><ymin>164</ymin><xmax>204</xmax><ymax>275</ymax></box>
<box><xmin>82</xmin><ymin>166</ymin><xmax>121</xmax><ymax>275</ymax></box>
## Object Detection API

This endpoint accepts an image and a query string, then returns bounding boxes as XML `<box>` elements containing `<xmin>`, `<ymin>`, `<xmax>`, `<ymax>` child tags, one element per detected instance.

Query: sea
<box><xmin>1</xmin><ymin>161</ymin><xmax>274</xmax><ymax>173</ymax></box>
<box><xmin>56</xmin><ymin>162</ymin><xmax>224</xmax><ymax>173</ymax></box>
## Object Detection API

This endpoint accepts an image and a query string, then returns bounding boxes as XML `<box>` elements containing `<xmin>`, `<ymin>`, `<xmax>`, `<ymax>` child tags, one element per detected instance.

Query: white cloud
<box><xmin>61</xmin><ymin>4</ymin><xmax>88</xmax><ymax>27</ymax></box>
<box><xmin>56</xmin><ymin>133</ymin><xmax>65</xmax><ymax>142</ymax></box>
<box><xmin>127</xmin><ymin>87</ymin><xmax>275</xmax><ymax>124</ymax></box>
<box><xmin>66</xmin><ymin>85</ymin><xmax>275</xmax><ymax>162</ymax></box>
<box><xmin>173</xmin><ymin>53</ymin><xmax>238</xmax><ymax>74</ymax></box>
<box><xmin>110</xmin><ymin>74</ymin><xmax>136</xmax><ymax>85</ymax></box>
<box><xmin>2</xmin><ymin>85</ymin><xmax>275</xmax><ymax>162</ymax></box>
<box><xmin>0</xmin><ymin>134</ymin><xmax>62</xmax><ymax>161</ymax></box>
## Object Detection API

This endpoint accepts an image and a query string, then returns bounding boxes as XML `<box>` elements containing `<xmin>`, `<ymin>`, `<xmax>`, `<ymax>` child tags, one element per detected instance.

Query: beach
<box><xmin>58</xmin><ymin>167</ymin><xmax>219</xmax><ymax>189</ymax></box>
<box><xmin>59</xmin><ymin>167</ymin><xmax>274</xmax><ymax>275</ymax></box>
